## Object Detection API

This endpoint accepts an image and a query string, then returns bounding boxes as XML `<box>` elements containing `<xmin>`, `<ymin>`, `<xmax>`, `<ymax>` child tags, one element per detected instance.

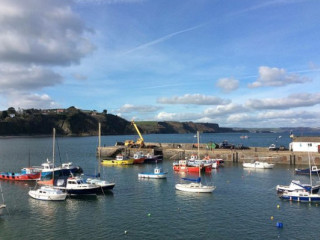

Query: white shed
<box><xmin>289</xmin><ymin>137</ymin><xmax>320</xmax><ymax>153</ymax></box>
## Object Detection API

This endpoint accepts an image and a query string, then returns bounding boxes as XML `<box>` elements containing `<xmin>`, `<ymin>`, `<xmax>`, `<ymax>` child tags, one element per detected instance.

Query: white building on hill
<box><xmin>289</xmin><ymin>137</ymin><xmax>320</xmax><ymax>153</ymax></box>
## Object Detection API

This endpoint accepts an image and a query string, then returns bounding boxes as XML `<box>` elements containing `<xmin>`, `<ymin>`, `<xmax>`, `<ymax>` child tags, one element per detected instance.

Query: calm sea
<box><xmin>0</xmin><ymin>132</ymin><xmax>320</xmax><ymax>239</ymax></box>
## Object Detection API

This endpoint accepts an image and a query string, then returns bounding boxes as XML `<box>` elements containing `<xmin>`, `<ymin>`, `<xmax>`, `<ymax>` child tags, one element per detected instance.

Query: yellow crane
<box><xmin>124</xmin><ymin>120</ymin><xmax>144</xmax><ymax>148</ymax></box>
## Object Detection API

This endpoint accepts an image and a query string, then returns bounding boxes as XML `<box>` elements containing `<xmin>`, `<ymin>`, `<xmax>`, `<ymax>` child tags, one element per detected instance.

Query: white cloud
<box><xmin>118</xmin><ymin>104</ymin><xmax>162</xmax><ymax>113</ymax></box>
<box><xmin>248</xmin><ymin>66</ymin><xmax>310</xmax><ymax>88</ymax></box>
<box><xmin>0</xmin><ymin>0</ymin><xmax>94</xmax><ymax>66</ymax></box>
<box><xmin>155</xmin><ymin>111</ymin><xmax>201</xmax><ymax>121</ymax></box>
<box><xmin>157</xmin><ymin>94</ymin><xmax>230</xmax><ymax>105</ymax></box>
<box><xmin>246</xmin><ymin>93</ymin><xmax>320</xmax><ymax>110</ymax></box>
<box><xmin>204</xmin><ymin>103</ymin><xmax>246</xmax><ymax>116</ymax></box>
<box><xmin>216</xmin><ymin>77</ymin><xmax>239</xmax><ymax>93</ymax></box>
<box><xmin>0</xmin><ymin>0</ymin><xmax>94</xmax><ymax>109</ymax></box>
<box><xmin>0</xmin><ymin>65</ymin><xmax>62</xmax><ymax>93</ymax></box>
<box><xmin>7</xmin><ymin>93</ymin><xmax>59</xmax><ymax>109</ymax></box>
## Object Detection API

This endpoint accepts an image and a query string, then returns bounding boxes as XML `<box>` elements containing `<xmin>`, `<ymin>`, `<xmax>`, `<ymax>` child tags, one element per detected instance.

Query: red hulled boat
<box><xmin>0</xmin><ymin>167</ymin><xmax>41</xmax><ymax>181</ymax></box>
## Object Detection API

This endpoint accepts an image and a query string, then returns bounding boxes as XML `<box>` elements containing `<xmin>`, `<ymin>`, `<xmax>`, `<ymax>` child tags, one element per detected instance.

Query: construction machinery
<box><xmin>124</xmin><ymin>120</ymin><xmax>144</xmax><ymax>148</ymax></box>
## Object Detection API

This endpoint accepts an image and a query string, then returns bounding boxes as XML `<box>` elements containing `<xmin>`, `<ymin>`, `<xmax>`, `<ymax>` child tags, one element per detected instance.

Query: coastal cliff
<box><xmin>0</xmin><ymin>107</ymin><xmax>243</xmax><ymax>136</ymax></box>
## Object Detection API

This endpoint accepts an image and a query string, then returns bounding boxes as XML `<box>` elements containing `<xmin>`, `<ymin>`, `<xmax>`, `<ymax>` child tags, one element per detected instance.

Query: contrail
<box><xmin>121</xmin><ymin>23</ymin><xmax>206</xmax><ymax>55</ymax></box>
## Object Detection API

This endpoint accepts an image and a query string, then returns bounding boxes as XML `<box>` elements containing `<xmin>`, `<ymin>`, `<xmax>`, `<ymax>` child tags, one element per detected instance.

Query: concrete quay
<box><xmin>98</xmin><ymin>142</ymin><xmax>320</xmax><ymax>166</ymax></box>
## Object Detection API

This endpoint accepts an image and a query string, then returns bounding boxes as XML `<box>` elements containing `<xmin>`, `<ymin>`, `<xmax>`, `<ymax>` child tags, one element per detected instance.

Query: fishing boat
<box><xmin>132</xmin><ymin>151</ymin><xmax>146</xmax><ymax>164</ymax></box>
<box><xmin>279</xmin><ymin>152</ymin><xmax>320</xmax><ymax>203</ymax></box>
<box><xmin>0</xmin><ymin>182</ymin><xmax>6</xmax><ymax>215</ymax></box>
<box><xmin>0</xmin><ymin>167</ymin><xmax>41</xmax><ymax>181</ymax></box>
<box><xmin>295</xmin><ymin>166</ymin><xmax>320</xmax><ymax>175</ymax></box>
<box><xmin>276</xmin><ymin>180</ymin><xmax>320</xmax><ymax>194</ymax></box>
<box><xmin>138</xmin><ymin>166</ymin><xmax>168</xmax><ymax>179</ymax></box>
<box><xmin>175</xmin><ymin>131</ymin><xmax>216</xmax><ymax>193</ymax></box>
<box><xmin>243</xmin><ymin>161</ymin><xmax>275</xmax><ymax>169</ymax></box>
<box><xmin>28</xmin><ymin>128</ymin><xmax>67</xmax><ymax>201</ymax></box>
<box><xmin>173</xmin><ymin>160</ymin><xmax>203</xmax><ymax>173</ymax></box>
<box><xmin>101</xmin><ymin>154</ymin><xmax>134</xmax><ymax>165</ymax></box>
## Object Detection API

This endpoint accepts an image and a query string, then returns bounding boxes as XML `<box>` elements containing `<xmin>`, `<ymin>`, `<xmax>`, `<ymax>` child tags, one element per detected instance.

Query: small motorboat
<box><xmin>138</xmin><ymin>166</ymin><xmax>168</xmax><ymax>179</ymax></box>
<box><xmin>86</xmin><ymin>178</ymin><xmax>115</xmax><ymax>193</ymax></box>
<box><xmin>56</xmin><ymin>176</ymin><xmax>101</xmax><ymax>195</ymax></box>
<box><xmin>243</xmin><ymin>161</ymin><xmax>275</xmax><ymax>169</ymax></box>
<box><xmin>144</xmin><ymin>153</ymin><xmax>163</xmax><ymax>163</ymax></box>
<box><xmin>279</xmin><ymin>190</ymin><xmax>320</xmax><ymax>203</ymax></box>
<box><xmin>276</xmin><ymin>180</ymin><xmax>320</xmax><ymax>194</ymax></box>
<box><xmin>295</xmin><ymin>166</ymin><xmax>320</xmax><ymax>175</ymax></box>
<box><xmin>28</xmin><ymin>186</ymin><xmax>67</xmax><ymax>201</ymax></box>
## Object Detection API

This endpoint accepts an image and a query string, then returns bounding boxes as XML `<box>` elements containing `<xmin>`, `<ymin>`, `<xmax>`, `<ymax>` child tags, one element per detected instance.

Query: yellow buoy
<box><xmin>270</xmin><ymin>216</ymin><xmax>274</xmax><ymax>220</ymax></box>
<box><xmin>277</xmin><ymin>204</ymin><xmax>280</xmax><ymax>209</ymax></box>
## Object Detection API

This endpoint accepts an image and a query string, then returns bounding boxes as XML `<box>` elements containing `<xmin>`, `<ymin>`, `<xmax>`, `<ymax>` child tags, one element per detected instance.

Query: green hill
<box><xmin>0</xmin><ymin>107</ymin><xmax>242</xmax><ymax>136</ymax></box>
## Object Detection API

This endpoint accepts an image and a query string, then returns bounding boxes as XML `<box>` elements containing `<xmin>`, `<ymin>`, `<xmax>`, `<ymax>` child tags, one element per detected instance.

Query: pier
<box><xmin>97</xmin><ymin>142</ymin><xmax>320</xmax><ymax>166</ymax></box>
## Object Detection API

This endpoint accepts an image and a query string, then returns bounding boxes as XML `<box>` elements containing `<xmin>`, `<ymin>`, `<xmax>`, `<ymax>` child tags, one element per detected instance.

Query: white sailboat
<box><xmin>28</xmin><ymin>128</ymin><xmax>67</xmax><ymax>201</ymax></box>
<box><xmin>0</xmin><ymin>182</ymin><xmax>6</xmax><ymax>215</ymax></box>
<box><xmin>175</xmin><ymin>131</ymin><xmax>216</xmax><ymax>193</ymax></box>
<box><xmin>86</xmin><ymin>122</ymin><xmax>115</xmax><ymax>193</ymax></box>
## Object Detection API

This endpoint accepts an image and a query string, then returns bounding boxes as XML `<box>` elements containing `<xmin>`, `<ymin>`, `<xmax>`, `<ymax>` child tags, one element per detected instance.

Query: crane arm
<box><xmin>131</xmin><ymin>120</ymin><xmax>144</xmax><ymax>141</ymax></box>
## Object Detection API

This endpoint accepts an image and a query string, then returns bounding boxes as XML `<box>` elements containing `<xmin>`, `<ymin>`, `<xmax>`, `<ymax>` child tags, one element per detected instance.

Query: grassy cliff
<box><xmin>0</xmin><ymin>107</ymin><xmax>240</xmax><ymax>136</ymax></box>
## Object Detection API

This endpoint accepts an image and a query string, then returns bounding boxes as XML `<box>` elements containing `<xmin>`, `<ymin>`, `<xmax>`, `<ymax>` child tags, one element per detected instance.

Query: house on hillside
<box><xmin>289</xmin><ymin>137</ymin><xmax>320</xmax><ymax>153</ymax></box>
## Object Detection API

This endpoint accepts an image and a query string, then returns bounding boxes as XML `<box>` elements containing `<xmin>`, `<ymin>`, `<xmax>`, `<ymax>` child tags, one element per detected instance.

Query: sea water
<box><xmin>0</xmin><ymin>133</ymin><xmax>319</xmax><ymax>239</ymax></box>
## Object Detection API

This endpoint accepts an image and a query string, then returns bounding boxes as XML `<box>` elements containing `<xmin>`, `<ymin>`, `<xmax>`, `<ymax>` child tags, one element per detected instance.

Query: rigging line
<box><xmin>56</xmin><ymin>137</ymin><xmax>63</xmax><ymax>165</ymax></box>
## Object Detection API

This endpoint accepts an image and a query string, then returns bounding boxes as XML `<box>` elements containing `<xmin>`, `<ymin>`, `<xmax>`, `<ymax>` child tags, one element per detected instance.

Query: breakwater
<box><xmin>98</xmin><ymin>142</ymin><xmax>320</xmax><ymax>166</ymax></box>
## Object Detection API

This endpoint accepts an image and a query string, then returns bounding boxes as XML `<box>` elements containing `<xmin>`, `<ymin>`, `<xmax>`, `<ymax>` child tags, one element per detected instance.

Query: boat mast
<box><xmin>98</xmin><ymin>122</ymin><xmax>101</xmax><ymax>177</ymax></box>
<box><xmin>308</xmin><ymin>150</ymin><xmax>312</xmax><ymax>187</ymax></box>
<box><xmin>197</xmin><ymin>131</ymin><xmax>201</xmax><ymax>183</ymax></box>
<box><xmin>53</xmin><ymin>128</ymin><xmax>55</xmax><ymax>184</ymax></box>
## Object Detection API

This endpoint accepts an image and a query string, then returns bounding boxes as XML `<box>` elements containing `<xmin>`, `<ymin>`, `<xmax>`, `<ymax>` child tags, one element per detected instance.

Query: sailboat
<box><xmin>86</xmin><ymin>122</ymin><xmax>115</xmax><ymax>193</ymax></box>
<box><xmin>175</xmin><ymin>131</ymin><xmax>216</xmax><ymax>193</ymax></box>
<box><xmin>279</xmin><ymin>151</ymin><xmax>320</xmax><ymax>203</ymax></box>
<box><xmin>28</xmin><ymin>128</ymin><xmax>67</xmax><ymax>201</ymax></box>
<box><xmin>0</xmin><ymin>182</ymin><xmax>6</xmax><ymax>215</ymax></box>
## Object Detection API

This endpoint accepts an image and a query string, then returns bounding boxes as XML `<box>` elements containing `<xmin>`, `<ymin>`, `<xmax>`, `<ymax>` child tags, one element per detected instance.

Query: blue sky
<box><xmin>0</xmin><ymin>0</ymin><xmax>320</xmax><ymax>128</ymax></box>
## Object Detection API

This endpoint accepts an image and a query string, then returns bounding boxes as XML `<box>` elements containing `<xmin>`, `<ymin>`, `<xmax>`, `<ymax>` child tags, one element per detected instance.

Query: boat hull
<box><xmin>0</xmin><ymin>172</ymin><xmax>40</xmax><ymax>181</ymax></box>
<box><xmin>28</xmin><ymin>187</ymin><xmax>67</xmax><ymax>201</ymax></box>
<box><xmin>280</xmin><ymin>192</ymin><xmax>320</xmax><ymax>203</ymax></box>
<box><xmin>101</xmin><ymin>159</ymin><xmax>134</xmax><ymax>165</ymax></box>
<box><xmin>86</xmin><ymin>179</ymin><xmax>115</xmax><ymax>193</ymax></box>
<box><xmin>295</xmin><ymin>169</ymin><xmax>320</xmax><ymax>175</ymax></box>
<box><xmin>243</xmin><ymin>162</ymin><xmax>274</xmax><ymax>169</ymax></box>
<box><xmin>173</xmin><ymin>165</ymin><xmax>201</xmax><ymax>173</ymax></box>
<box><xmin>138</xmin><ymin>173</ymin><xmax>167</xmax><ymax>179</ymax></box>
<box><xmin>0</xmin><ymin>204</ymin><xmax>6</xmax><ymax>215</ymax></box>
<box><xmin>175</xmin><ymin>183</ymin><xmax>216</xmax><ymax>193</ymax></box>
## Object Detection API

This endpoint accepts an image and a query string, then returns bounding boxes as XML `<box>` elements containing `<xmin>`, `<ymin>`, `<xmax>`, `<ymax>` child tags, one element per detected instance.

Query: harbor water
<box><xmin>0</xmin><ymin>133</ymin><xmax>320</xmax><ymax>239</ymax></box>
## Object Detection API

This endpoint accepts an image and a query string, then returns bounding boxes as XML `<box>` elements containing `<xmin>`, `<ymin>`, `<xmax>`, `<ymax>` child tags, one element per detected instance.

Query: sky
<box><xmin>0</xmin><ymin>0</ymin><xmax>320</xmax><ymax>128</ymax></box>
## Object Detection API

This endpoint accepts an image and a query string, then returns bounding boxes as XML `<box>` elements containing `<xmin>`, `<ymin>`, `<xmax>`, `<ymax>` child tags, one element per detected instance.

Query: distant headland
<box><xmin>0</xmin><ymin>107</ymin><xmax>318</xmax><ymax>136</ymax></box>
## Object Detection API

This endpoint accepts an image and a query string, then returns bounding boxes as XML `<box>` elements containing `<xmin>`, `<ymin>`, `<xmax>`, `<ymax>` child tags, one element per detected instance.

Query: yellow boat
<box><xmin>101</xmin><ymin>154</ymin><xmax>134</xmax><ymax>165</ymax></box>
